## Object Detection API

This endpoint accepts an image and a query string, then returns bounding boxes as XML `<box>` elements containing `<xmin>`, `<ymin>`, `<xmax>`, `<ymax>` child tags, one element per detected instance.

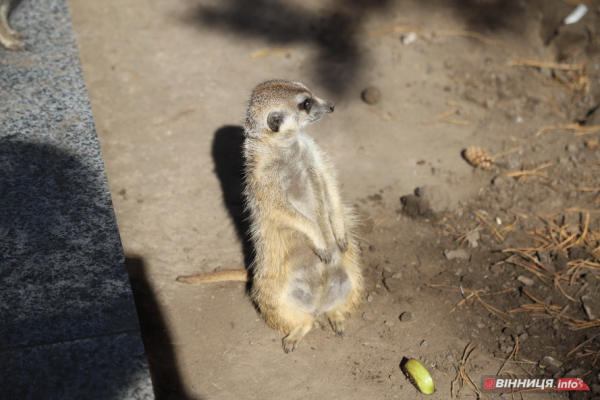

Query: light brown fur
<box><xmin>177</xmin><ymin>79</ymin><xmax>364</xmax><ymax>352</ymax></box>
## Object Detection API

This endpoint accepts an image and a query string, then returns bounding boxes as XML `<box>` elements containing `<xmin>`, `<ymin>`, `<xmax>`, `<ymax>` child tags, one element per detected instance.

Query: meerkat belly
<box><xmin>319</xmin><ymin>267</ymin><xmax>352</xmax><ymax>314</ymax></box>
<box><xmin>285</xmin><ymin>239</ymin><xmax>349</xmax><ymax>316</ymax></box>
<box><xmin>284</xmin><ymin>239</ymin><xmax>323</xmax><ymax>313</ymax></box>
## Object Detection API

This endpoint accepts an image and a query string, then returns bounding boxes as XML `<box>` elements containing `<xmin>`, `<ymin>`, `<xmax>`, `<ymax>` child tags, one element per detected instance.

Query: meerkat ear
<box><xmin>267</xmin><ymin>111</ymin><xmax>284</xmax><ymax>133</ymax></box>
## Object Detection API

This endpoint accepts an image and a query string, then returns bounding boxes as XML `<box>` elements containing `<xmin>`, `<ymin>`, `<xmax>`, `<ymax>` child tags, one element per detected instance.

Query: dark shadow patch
<box><xmin>446</xmin><ymin>0</ymin><xmax>529</xmax><ymax>34</ymax></box>
<box><xmin>126</xmin><ymin>256</ymin><xmax>203</xmax><ymax>400</ymax></box>
<box><xmin>179</xmin><ymin>0</ymin><xmax>562</xmax><ymax>97</ymax></box>
<box><xmin>211</xmin><ymin>125</ymin><xmax>254</xmax><ymax>292</ymax></box>
<box><xmin>0</xmin><ymin>139</ymin><xmax>151</xmax><ymax>399</ymax></box>
<box><xmin>181</xmin><ymin>0</ymin><xmax>393</xmax><ymax>96</ymax></box>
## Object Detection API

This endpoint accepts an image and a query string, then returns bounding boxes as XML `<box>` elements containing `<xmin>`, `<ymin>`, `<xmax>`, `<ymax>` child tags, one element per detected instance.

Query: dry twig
<box><xmin>436</xmin><ymin>30</ymin><xmax>507</xmax><ymax>47</ymax></box>
<box><xmin>535</xmin><ymin>124</ymin><xmax>600</xmax><ymax>137</ymax></box>
<box><xmin>506</xmin><ymin>162</ymin><xmax>552</xmax><ymax>180</ymax></box>
<box><xmin>368</xmin><ymin>108</ymin><xmax>400</xmax><ymax>121</ymax></box>
<box><xmin>508</xmin><ymin>58</ymin><xmax>584</xmax><ymax>71</ymax></box>
<box><xmin>250</xmin><ymin>47</ymin><xmax>293</xmax><ymax>59</ymax></box>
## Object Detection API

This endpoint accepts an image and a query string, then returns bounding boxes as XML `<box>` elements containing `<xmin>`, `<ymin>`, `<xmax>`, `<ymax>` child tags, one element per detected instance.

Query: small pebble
<box><xmin>565</xmin><ymin>368</ymin><xmax>586</xmax><ymax>378</ymax></box>
<box><xmin>401</xmin><ymin>31</ymin><xmax>418</xmax><ymax>45</ymax></box>
<box><xmin>566</xmin><ymin>143</ymin><xmax>578</xmax><ymax>153</ymax></box>
<box><xmin>517</xmin><ymin>275</ymin><xmax>535</xmax><ymax>286</ymax></box>
<box><xmin>367</xmin><ymin>294</ymin><xmax>374</xmax><ymax>302</ymax></box>
<box><xmin>400</xmin><ymin>311</ymin><xmax>413</xmax><ymax>322</ymax></box>
<box><xmin>518</xmin><ymin>333</ymin><xmax>529</xmax><ymax>343</ymax></box>
<box><xmin>362</xmin><ymin>312</ymin><xmax>375</xmax><ymax>321</ymax></box>
<box><xmin>444</xmin><ymin>249</ymin><xmax>470</xmax><ymax>261</ymax></box>
<box><xmin>539</xmin><ymin>355</ymin><xmax>563</xmax><ymax>369</ymax></box>
<box><xmin>537</xmin><ymin>251</ymin><xmax>554</xmax><ymax>272</ymax></box>
<box><xmin>466</xmin><ymin>231</ymin><xmax>480</xmax><ymax>248</ymax></box>
<box><xmin>361</xmin><ymin>87</ymin><xmax>381</xmax><ymax>105</ymax></box>
<box><xmin>582</xmin><ymin>294</ymin><xmax>597</xmax><ymax>321</ymax></box>
<box><xmin>384</xmin><ymin>321</ymin><xmax>395</xmax><ymax>327</ymax></box>
<box><xmin>569</xmin><ymin>247</ymin><xmax>589</xmax><ymax>261</ymax></box>
<box><xmin>420</xmin><ymin>340</ymin><xmax>429</xmax><ymax>347</ymax></box>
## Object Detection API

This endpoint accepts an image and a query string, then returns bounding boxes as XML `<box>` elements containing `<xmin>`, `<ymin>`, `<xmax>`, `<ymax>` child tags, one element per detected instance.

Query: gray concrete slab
<box><xmin>0</xmin><ymin>333</ymin><xmax>153</xmax><ymax>400</ymax></box>
<box><xmin>0</xmin><ymin>0</ymin><xmax>154</xmax><ymax>398</ymax></box>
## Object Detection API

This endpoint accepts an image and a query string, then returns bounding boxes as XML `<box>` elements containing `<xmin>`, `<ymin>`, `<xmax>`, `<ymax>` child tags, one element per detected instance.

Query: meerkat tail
<box><xmin>176</xmin><ymin>269</ymin><xmax>250</xmax><ymax>283</ymax></box>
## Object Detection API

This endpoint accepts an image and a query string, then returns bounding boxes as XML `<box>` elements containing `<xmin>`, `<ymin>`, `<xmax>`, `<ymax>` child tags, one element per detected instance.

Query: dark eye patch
<box><xmin>299</xmin><ymin>98</ymin><xmax>313</xmax><ymax>113</ymax></box>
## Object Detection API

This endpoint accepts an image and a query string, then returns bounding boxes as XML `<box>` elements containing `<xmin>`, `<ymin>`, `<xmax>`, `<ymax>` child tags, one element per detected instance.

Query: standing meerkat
<box><xmin>178</xmin><ymin>79</ymin><xmax>364</xmax><ymax>353</ymax></box>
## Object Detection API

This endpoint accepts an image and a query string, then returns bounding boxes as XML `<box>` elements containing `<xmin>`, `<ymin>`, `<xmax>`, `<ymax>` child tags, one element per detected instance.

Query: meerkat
<box><xmin>178</xmin><ymin>79</ymin><xmax>364</xmax><ymax>353</ymax></box>
<box><xmin>0</xmin><ymin>0</ymin><xmax>25</xmax><ymax>50</ymax></box>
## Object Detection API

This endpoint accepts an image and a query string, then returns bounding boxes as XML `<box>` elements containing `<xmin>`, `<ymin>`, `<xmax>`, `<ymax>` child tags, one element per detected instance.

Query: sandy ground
<box><xmin>67</xmin><ymin>0</ymin><xmax>600</xmax><ymax>399</ymax></box>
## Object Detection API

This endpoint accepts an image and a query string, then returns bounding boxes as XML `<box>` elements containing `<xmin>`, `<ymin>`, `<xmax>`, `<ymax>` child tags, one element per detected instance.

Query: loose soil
<box><xmin>68</xmin><ymin>0</ymin><xmax>600</xmax><ymax>398</ymax></box>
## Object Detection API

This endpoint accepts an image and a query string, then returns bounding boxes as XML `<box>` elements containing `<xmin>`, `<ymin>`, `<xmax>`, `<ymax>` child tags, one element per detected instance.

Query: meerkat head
<box><xmin>244</xmin><ymin>80</ymin><xmax>335</xmax><ymax>139</ymax></box>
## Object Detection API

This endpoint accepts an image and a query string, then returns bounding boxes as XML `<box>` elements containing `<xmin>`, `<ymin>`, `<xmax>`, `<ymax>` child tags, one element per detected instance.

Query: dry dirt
<box><xmin>67</xmin><ymin>0</ymin><xmax>600</xmax><ymax>399</ymax></box>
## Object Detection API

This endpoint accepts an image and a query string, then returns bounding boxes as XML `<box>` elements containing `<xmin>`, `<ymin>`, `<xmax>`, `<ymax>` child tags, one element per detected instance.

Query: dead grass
<box><xmin>496</xmin><ymin>335</ymin><xmax>538</xmax><ymax>378</ymax></box>
<box><xmin>440</xmin><ymin>205</ymin><xmax>600</xmax><ymax>291</ymax></box>
<box><xmin>474</xmin><ymin>211</ymin><xmax>505</xmax><ymax>242</ymax></box>
<box><xmin>455</xmin><ymin>209</ymin><xmax>600</xmax><ymax>330</ymax></box>
<box><xmin>506</xmin><ymin>162</ymin><xmax>552</xmax><ymax>181</ymax></box>
<box><xmin>509</xmin><ymin>59</ymin><xmax>590</xmax><ymax>95</ymax></box>
<box><xmin>535</xmin><ymin>123</ymin><xmax>600</xmax><ymax>137</ymax></box>
<box><xmin>451</xmin><ymin>343</ymin><xmax>489</xmax><ymax>399</ymax></box>
<box><xmin>427</xmin><ymin>284</ymin><xmax>514</xmax><ymax>322</ymax></box>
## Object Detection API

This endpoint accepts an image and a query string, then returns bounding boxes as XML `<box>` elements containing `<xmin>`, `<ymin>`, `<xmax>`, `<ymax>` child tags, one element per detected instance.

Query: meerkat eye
<box><xmin>300</xmin><ymin>98</ymin><xmax>313</xmax><ymax>113</ymax></box>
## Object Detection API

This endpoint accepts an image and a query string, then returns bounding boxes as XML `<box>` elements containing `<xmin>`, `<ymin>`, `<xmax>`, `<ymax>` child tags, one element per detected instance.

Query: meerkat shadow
<box><xmin>211</xmin><ymin>125</ymin><xmax>255</xmax><ymax>285</ymax></box>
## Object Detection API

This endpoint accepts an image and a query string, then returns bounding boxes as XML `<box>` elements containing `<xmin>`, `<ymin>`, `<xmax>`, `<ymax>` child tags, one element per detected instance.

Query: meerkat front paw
<box><xmin>315</xmin><ymin>248</ymin><xmax>333</xmax><ymax>264</ymax></box>
<box><xmin>330</xmin><ymin>218</ymin><xmax>348</xmax><ymax>253</ymax></box>
<box><xmin>336</xmin><ymin>234</ymin><xmax>348</xmax><ymax>253</ymax></box>
<box><xmin>332</xmin><ymin>225</ymin><xmax>348</xmax><ymax>253</ymax></box>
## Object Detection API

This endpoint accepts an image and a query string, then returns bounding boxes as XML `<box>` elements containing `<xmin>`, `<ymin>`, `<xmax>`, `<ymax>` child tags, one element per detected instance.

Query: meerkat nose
<box><xmin>327</xmin><ymin>102</ymin><xmax>335</xmax><ymax>113</ymax></box>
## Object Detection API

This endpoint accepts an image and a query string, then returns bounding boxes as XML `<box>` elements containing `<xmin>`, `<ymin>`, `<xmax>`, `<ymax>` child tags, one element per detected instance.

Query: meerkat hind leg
<box><xmin>321</xmin><ymin>268</ymin><xmax>352</xmax><ymax>335</ymax></box>
<box><xmin>283</xmin><ymin>323</ymin><xmax>313</xmax><ymax>353</ymax></box>
<box><xmin>326</xmin><ymin>309</ymin><xmax>346</xmax><ymax>336</ymax></box>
